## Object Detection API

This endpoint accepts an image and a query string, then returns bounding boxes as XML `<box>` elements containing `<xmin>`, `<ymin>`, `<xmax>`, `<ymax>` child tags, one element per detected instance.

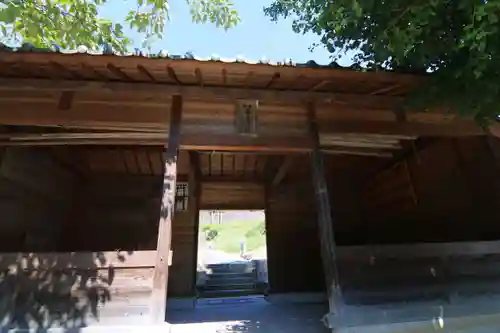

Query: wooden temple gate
<box><xmin>1</xmin><ymin>48</ymin><xmax>500</xmax><ymax>331</ymax></box>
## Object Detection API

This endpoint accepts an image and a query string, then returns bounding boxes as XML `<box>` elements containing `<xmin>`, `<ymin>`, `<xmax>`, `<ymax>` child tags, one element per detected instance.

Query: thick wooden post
<box><xmin>189</xmin><ymin>151</ymin><xmax>202</xmax><ymax>294</ymax></box>
<box><xmin>151</xmin><ymin>95</ymin><xmax>183</xmax><ymax>323</ymax></box>
<box><xmin>306</xmin><ymin>102</ymin><xmax>343</xmax><ymax>328</ymax></box>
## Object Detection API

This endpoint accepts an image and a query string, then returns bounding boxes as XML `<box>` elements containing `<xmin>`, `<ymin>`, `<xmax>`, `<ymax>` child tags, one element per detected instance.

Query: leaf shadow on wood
<box><xmin>0</xmin><ymin>251</ymin><xmax>132</xmax><ymax>330</ymax></box>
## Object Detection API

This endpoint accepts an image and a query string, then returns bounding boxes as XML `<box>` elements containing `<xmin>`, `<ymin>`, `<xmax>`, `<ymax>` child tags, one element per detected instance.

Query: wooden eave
<box><xmin>0</xmin><ymin>52</ymin><xmax>486</xmax><ymax>154</ymax></box>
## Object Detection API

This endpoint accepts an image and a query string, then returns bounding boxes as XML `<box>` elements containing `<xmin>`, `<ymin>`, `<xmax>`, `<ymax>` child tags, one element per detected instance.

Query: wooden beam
<box><xmin>321</xmin><ymin>148</ymin><xmax>393</xmax><ymax>158</ymax></box>
<box><xmin>364</xmin><ymin>137</ymin><xmax>437</xmax><ymax>182</ymax></box>
<box><xmin>201</xmin><ymin>180</ymin><xmax>264</xmax><ymax>188</ymax></box>
<box><xmin>272</xmin><ymin>156</ymin><xmax>293</xmax><ymax>186</ymax></box>
<box><xmin>201</xmin><ymin>175</ymin><xmax>265</xmax><ymax>183</ymax></box>
<box><xmin>200</xmin><ymin>203</ymin><xmax>265</xmax><ymax>211</ymax></box>
<box><xmin>320</xmin><ymin>119</ymin><xmax>485</xmax><ymax>137</ymax></box>
<box><xmin>321</xmin><ymin>139</ymin><xmax>402</xmax><ymax>150</ymax></box>
<box><xmin>307</xmin><ymin>102</ymin><xmax>343</xmax><ymax>329</ymax></box>
<box><xmin>336</xmin><ymin>240</ymin><xmax>500</xmax><ymax>260</ymax></box>
<box><xmin>0</xmin><ymin>77</ymin><xmax>400</xmax><ymax>108</ymax></box>
<box><xmin>322</xmin><ymin>133</ymin><xmax>417</xmax><ymax>142</ymax></box>
<box><xmin>150</xmin><ymin>94</ymin><xmax>183</xmax><ymax>324</ymax></box>
<box><xmin>0</xmin><ymin>98</ymin><xmax>484</xmax><ymax>138</ymax></box>
<box><xmin>0</xmin><ymin>251</ymin><xmax>156</xmax><ymax>270</ymax></box>
<box><xmin>0</xmin><ymin>132</ymin><xmax>312</xmax><ymax>153</ymax></box>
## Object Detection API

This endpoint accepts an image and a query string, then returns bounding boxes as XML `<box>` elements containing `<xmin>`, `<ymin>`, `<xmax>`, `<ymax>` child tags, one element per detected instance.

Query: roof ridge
<box><xmin>0</xmin><ymin>42</ymin><xmax>384</xmax><ymax>72</ymax></box>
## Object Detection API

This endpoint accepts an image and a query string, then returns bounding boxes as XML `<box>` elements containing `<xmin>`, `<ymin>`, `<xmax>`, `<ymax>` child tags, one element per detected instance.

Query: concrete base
<box><xmin>167</xmin><ymin>297</ymin><xmax>197</xmax><ymax>310</ymax></box>
<box><xmin>325</xmin><ymin>295</ymin><xmax>500</xmax><ymax>332</ymax></box>
<box><xmin>335</xmin><ymin>313</ymin><xmax>500</xmax><ymax>333</ymax></box>
<box><xmin>167</xmin><ymin>296</ymin><xmax>328</xmax><ymax>333</ymax></box>
<box><xmin>265</xmin><ymin>292</ymin><xmax>327</xmax><ymax>304</ymax></box>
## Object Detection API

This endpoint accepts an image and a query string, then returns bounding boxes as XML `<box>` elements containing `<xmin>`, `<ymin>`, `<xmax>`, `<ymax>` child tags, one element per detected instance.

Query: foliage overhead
<box><xmin>264</xmin><ymin>0</ymin><xmax>500</xmax><ymax>121</ymax></box>
<box><xmin>0</xmin><ymin>0</ymin><xmax>239</xmax><ymax>52</ymax></box>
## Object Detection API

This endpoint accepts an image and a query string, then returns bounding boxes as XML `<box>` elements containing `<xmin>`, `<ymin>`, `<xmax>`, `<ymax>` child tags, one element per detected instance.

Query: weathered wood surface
<box><xmin>265</xmin><ymin>182</ymin><xmax>324</xmax><ymax>294</ymax></box>
<box><xmin>0</xmin><ymin>251</ymin><xmax>154</xmax><ymax>329</ymax></box>
<box><xmin>0</xmin><ymin>52</ymin><xmax>487</xmax><ymax>160</ymax></box>
<box><xmin>151</xmin><ymin>94</ymin><xmax>183</xmax><ymax>323</ymax></box>
<box><xmin>354</xmin><ymin>137</ymin><xmax>500</xmax><ymax>245</ymax></box>
<box><xmin>0</xmin><ymin>251</ymin><xmax>155</xmax><ymax>270</ymax></box>
<box><xmin>168</xmin><ymin>211</ymin><xmax>197</xmax><ymax>297</ymax></box>
<box><xmin>336</xmin><ymin>241</ymin><xmax>500</xmax><ymax>306</ymax></box>
<box><xmin>0</xmin><ymin>148</ymin><xmax>75</xmax><ymax>252</ymax></box>
<box><xmin>0</xmin><ymin>77</ymin><xmax>403</xmax><ymax>107</ymax></box>
<box><xmin>198</xmin><ymin>151</ymin><xmax>273</xmax><ymax>182</ymax></box>
<box><xmin>307</xmin><ymin>103</ymin><xmax>343</xmax><ymax>324</ymax></box>
<box><xmin>172</xmin><ymin>152</ymin><xmax>202</xmax><ymax>297</ymax></box>
<box><xmin>200</xmin><ymin>181</ymin><xmax>265</xmax><ymax>210</ymax></box>
<box><xmin>65</xmin><ymin>175</ymin><xmax>162</xmax><ymax>252</ymax></box>
<box><xmin>87</xmin><ymin>176</ymin><xmax>163</xmax><ymax>198</ymax></box>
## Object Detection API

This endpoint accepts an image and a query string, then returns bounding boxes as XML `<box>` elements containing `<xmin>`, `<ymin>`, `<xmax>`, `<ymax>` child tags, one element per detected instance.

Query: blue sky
<box><xmin>99</xmin><ymin>0</ymin><xmax>351</xmax><ymax>65</ymax></box>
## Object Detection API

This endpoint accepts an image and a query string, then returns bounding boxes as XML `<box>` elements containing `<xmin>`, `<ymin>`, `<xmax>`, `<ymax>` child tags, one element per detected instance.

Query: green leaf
<box><xmin>0</xmin><ymin>0</ymin><xmax>239</xmax><ymax>51</ymax></box>
<box><xmin>264</xmin><ymin>0</ymin><xmax>500</xmax><ymax>121</ymax></box>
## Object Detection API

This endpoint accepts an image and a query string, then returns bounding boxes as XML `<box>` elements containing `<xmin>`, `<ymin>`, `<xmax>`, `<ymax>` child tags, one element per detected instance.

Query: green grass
<box><xmin>201</xmin><ymin>219</ymin><xmax>266</xmax><ymax>254</ymax></box>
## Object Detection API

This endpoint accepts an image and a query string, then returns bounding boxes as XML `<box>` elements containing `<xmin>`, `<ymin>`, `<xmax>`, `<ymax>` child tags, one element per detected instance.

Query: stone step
<box><xmin>199</xmin><ymin>262</ymin><xmax>260</xmax><ymax>298</ymax></box>
<box><xmin>208</xmin><ymin>271</ymin><xmax>255</xmax><ymax>278</ymax></box>
<box><xmin>199</xmin><ymin>288</ymin><xmax>261</xmax><ymax>298</ymax></box>
<box><xmin>207</xmin><ymin>263</ymin><xmax>254</xmax><ymax>274</ymax></box>
<box><xmin>200</xmin><ymin>283</ymin><xmax>256</xmax><ymax>291</ymax></box>
<box><xmin>207</xmin><ymin>271</ymin><xmax>255</xmax><ymax>278</ymax></box>
<box><xmin>205</xmin><ymin>275</ymin><xmax>255</xmax><ymax>286</ymax></box>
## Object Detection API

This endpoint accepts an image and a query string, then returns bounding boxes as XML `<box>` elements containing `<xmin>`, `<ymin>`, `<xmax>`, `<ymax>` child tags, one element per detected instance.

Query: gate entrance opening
<box><xmin>196</xmin><ymin>210</ymin><xmax>268</xmax><ymax>299</ymax></box>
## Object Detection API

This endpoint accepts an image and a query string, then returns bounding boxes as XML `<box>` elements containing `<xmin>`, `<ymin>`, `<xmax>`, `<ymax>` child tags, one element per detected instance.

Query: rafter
<box><xmin>0</xmin><ymin>78</ymin><xmax>401</xmax><ymax>108</ymax></box>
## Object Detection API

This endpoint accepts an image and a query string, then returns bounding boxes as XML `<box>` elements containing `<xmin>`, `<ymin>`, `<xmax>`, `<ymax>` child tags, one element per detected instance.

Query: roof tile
<box><xmin>0</xmin><ymin>42</ymin><xmax>375</xmax><ymax>71</ymax></box>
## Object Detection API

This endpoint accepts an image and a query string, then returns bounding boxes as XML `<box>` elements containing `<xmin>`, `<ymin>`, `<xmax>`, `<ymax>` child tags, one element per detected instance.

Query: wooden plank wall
<box><xmin>200</xmin><ymin>182</ymin><xmax>265</xmax><ymax>210</ymax></box>
<box><xmin>355</xmin><ymin>137</ymin><xmax>500</xmax><ymax>244</ymax></box>
<box><xmin>60</xmin><ymin>175</ymin><xmax>163</xmax><ymax>251</ymax></box>
<box><xmin>266</xmin><ymin>181</ymin><xmax>325</xmax><ymax>294</ymax></box>
<box><xmin>0</xmin><ymin>251</ymin><xmax>155</xmax><ymax>329</ymax></box>
<box><xmin>0</xmin><ymin>147</ymin><xmax>75</xmax><ymax>252</ymax></box>
<box><xmin>326</xmin><ymin>167</ymin><xmax>362</xmax><ymax>240</ymax></box>
<box><xmin>0</xmin><ymin>148</ymin><xmax>159</xmax><ymax>328</ymax></box>
<box><xmin>333</xmin><ymin>136</ymin><xmax>500</xmax><ymax>309</ymax></box>
<box><xmin>337</xmin><ymin>241</ymin><xmax>500</xmax><ymax>309</ymax></box>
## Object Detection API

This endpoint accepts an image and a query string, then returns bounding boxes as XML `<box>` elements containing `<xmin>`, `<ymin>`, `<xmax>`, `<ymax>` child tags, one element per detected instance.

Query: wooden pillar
<box><xmin>189</xmin><ymin>151</ymin><xmax>202</xmax><ymax>294</ymax></box>
<box><xmin>306</xmin><ymin>103</ymin><xmax>343</xmax><ymax>327</ymax></box>
<box><xmin>151</xmin><ymin>95</ymin><xmax>183</xmax><ymax>323</ymax></box>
